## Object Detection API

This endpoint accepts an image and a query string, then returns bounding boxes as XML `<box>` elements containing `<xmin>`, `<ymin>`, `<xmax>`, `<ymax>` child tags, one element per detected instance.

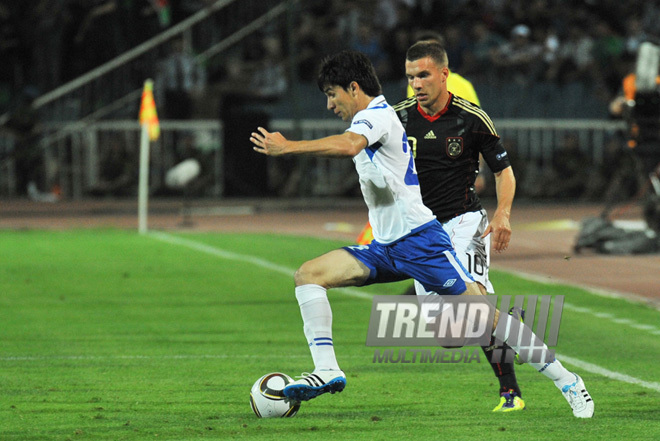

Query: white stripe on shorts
<box><xmin>443</xmin><ymin>250</ymin><xmax>474</xmax><ymax>284</ymax></box>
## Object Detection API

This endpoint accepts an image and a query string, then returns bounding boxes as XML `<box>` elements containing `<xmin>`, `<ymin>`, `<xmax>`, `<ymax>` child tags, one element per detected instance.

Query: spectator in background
<box><xmin>249</xmin><ymin>35</ymin><xmax>288</xmax><ymax>102</ymax></box>
<box><xmin>381</xmin><ymin>2</ymin><xmax>414</xmax><ymax>81</ymax></box>
<box><xmin>591</xmin><ymin>19</ymin><xmax>626</xmax><ymax>99</ymax></box>
<box><xmin>546</xmin><ymin>21</ymin><xmax>595</xmax><ymax>85</ymax></box>
<box><xmin>491</xmin><ymin>24</ymin><xmax>544</xmax><ymax>86</ymax></box>
<box><xmin>623</xmin><ymin>16</ymin><xmax>648</xmax><ymax>57</ymax></box>
<box><xmin>316</xmin><ymin>17</ymin><xmax>348</xmax><ymax>65</ymax></box>
<box><xmin>641</xmin><ymin>2</ymin><xmax>660</xmax><ymax>41</ymax></box>
<box><xmin>541</xmin><ymin>25</ymin><xmax>561</xmax><ymax>77</ymax></box>
<box><xmin>156</xmin><ymin>36</ymin><xmax>206</xmax><ymax>119</ymax></box>
<box><xmin>410</xmin><ymin>0</ymin><xmax>446</xmax><ymax>30</ymax></box>
<box><xmin>292</xmin><ymin>12</ymin><xmax>347</xmax><ymax>82</ymax></box>
<box><xmin>462</xmin><ymin>22</ymin><xmax>505</xmax><ymax>83</ymax></box>
<box><xmin>294</xmin><ymin>11</ymin><xmax>324</xmax><ymax>81</ymax></box>
<box><xmin>7</xmin><ymin>0</ymin><xmax>654</xmax><ymax>119</ymax></box>
<box><xmin>330</xmin><ymin>0</ymin><xmax>361</xmax><ymax>48</ymax></box>
<box><xmin>443</xmin><ymin>24</ymin><xmax>470</xmax><ymax>73</ymax></box>
<box><xmin>373</xmin><ymin>0</ymin><xmax>400</xmax><ymax>33</ymax></box>
<box><xmin>351</xmin><ymin>21</ymin><xmax>390</xmax><ymax>79</ymax></box>
<box><xmin>215</xmin><ymin>33</ymin><xmax>288</xmax><ymax>113</ymax></box>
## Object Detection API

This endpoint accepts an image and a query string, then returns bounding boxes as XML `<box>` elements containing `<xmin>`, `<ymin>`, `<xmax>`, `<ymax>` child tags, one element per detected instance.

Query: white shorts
<box><xmin>441</xmin><ymin>209</ymin><xmax>493</xmax><ymax>293</ymax></box>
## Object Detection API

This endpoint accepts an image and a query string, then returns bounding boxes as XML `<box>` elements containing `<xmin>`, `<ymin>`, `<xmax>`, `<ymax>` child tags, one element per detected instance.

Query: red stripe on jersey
<box><xmin>417</xmin><ymin>93</ymin><xmax>453</xmax><ymax>122</ymax></box>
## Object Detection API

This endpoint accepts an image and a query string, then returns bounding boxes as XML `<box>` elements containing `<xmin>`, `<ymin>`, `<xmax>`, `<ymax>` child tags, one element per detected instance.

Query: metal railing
<box><xmin>0</xmin><ymin>118</ymin><xmax>628</xmax><ymax>199</ymax></box>
<box><xmin>268</xmin><ymin>118</ymin><xmax>628</xmax><ymax>196</ymax></box>
<box><xmin>5</xmin><ymin>120</ymin><xmax>223</xmax><ymax>199</ymax></box>
<box><xmin>494</xmin><ymin>119</ymin><xmax>627</xmax><ymax>167</ymax></box>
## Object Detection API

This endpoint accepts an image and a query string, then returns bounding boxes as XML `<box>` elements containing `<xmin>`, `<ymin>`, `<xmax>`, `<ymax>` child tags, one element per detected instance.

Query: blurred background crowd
<box><xmin>2</xmin><ymin>0</ymin><xmax>659</xmax><ymax>114</ymax></box>
<box><xmin>1</xmin><ymin>0</ymin><xmax>659</xmax><ymax>202</ymax></box>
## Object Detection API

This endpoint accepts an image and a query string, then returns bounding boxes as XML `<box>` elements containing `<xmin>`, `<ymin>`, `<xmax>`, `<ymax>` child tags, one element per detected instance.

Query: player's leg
<box><xmin>460</xmin><ymin>285</ymin><xmax>594</xmax><ymax>418</ymax></box>
<box><xmin>472</xmin><ymin>280</ymin><xmax>525</xmax><ymax>411</ymax></box>
<box><xmin>411</xmin><ymin>221</ymin><xmax>594</xmax><ymax>418</ymax></box>
<box><xmin>442</xmin><ymin>211</ymin><xmax>524</xmax><ymax>411</ymax></box>
<box><xmin>293</xmin><ymin>248</ymin><xmax>370</xmax><ymax>372</ymax></box>
<box><xmin>284</xmin><ymin>248</ymin><xmax>371</xmax><ymax>402</ymax></box>
<box><xmin>489</xmin><ymin>310</ymin><xmax>594</xmax><ymax>417</ymax></box>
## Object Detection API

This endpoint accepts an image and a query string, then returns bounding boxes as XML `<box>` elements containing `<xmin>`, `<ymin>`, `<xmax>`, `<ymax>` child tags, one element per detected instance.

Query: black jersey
<box><xmin>393</xmin><ymin>94</ymin><xmax>511</xmax><ymax>223</ymax></box>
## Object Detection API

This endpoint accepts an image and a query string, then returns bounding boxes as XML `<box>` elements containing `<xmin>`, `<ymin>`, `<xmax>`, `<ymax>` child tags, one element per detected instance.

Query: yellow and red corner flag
<box><xmin>356</xmin><ymin>221</ymin><xmax>374</xmax><ymax>245</ymax></box>
<box><xmin>139</xmin><ymin>79</ymin><xmax>160</xmax><ymax>141</ymax></box>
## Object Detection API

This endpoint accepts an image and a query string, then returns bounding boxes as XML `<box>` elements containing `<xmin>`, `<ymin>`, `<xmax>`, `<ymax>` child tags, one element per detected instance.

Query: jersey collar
<box><xmin>417</xmin><ymin>92</ymin><xmax>452</xmax><ymax>122</ymax></box>
<box><xmin>368</xmin><ymin>95</ymin><xmax>387</xmax><ymax>109</ymax></box>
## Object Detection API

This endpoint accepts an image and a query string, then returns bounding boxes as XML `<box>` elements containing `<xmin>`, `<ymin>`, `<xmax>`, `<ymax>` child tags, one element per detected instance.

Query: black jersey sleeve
<box><xmin>453</xmin><ymin>96</ymin><xmax>511</xmax><ymax>174</ymax></box>
<box><xmin>480</xmin><ymin>135</ymin><xmax>511</xmax><ymax>174</ymax></box>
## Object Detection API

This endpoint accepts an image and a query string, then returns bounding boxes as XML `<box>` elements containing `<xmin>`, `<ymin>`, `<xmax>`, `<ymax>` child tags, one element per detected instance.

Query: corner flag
<box><xmin>139</xmin><ymin>79</ymin><xmax>160</xmax><ymax>141</ymax></box>
<box><xmin>138</xmin><ymin>79</ymin><xmax>159</xmax><ymax>234</ymax></box>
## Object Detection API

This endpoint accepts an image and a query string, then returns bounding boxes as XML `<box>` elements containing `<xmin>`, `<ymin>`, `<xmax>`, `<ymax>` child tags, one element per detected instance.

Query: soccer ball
<box><xmin>249</xmin><ymin>372</ymin><xmax>300</xmax><ymax>418</ymax></box>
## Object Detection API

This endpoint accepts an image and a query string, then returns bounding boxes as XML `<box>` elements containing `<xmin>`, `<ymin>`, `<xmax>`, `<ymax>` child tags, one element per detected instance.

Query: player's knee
<box><xmin>475</xmin><ymin>282</ymin><xmax>488</xmax><ymax>296</ymax></box>
<box><xmin>293</xmin><ymin>265</ymin><xmax>308</xmax><ymax>287</ymax></box>
<box><xmin>294</xmin><ymin>261</ymin><xmax>321</xmax><ymax>287</ymax></box>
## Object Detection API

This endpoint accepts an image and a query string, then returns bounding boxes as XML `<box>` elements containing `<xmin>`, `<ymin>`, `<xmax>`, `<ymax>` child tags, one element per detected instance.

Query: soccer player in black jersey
<box><xmin>396</xmin><ymin>42</ymin><xmax>595</xmax><ymax>418</ymax></box>
<box><xmin>398</xmin><ymin>40</ymin><xmax>522</xmax><ymax>412</ymax></box>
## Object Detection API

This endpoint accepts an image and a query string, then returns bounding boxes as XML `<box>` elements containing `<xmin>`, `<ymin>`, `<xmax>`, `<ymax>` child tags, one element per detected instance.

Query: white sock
<box><xmin>295</xmin><ymin>284</ymin><xmax>341</xmax><ymax>371</ymax></box>
<box><xmin>494</xmin><ymin>314</ymin><xmax>575</xmax><ymax>388</ymax></box>
<box><xmin>531</xmin><ymin>358</ymin><xmax>576</xmax><ymax>389</ymax></box>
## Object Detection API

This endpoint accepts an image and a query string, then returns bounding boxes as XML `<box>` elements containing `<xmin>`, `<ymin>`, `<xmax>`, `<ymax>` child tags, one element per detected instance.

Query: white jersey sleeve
<box><xmin>347</xmin><ymin>96</ymin><xmax>435</xmax><ymax>244</ymax></box>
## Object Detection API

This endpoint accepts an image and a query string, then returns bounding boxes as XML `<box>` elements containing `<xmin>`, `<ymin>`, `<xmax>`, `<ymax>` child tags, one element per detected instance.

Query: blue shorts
<box><xmin>343</xmin><ymin>220</ymin><xmax>474</xmax><ymax>296</ymax></box>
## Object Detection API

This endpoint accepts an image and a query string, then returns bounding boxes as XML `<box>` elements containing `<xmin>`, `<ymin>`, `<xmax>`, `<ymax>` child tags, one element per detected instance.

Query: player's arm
<box><xmin>251</xmin><ymin>127</ymin><xmax>367</xmax><ymax>157</ymax></box>
<box><xmin>482</xmin><ymin>166</ymin><xmax>516</xmax><ymax>253</ymax></box>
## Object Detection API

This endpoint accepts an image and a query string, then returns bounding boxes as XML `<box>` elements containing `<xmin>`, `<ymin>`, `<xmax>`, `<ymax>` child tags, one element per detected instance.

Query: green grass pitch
<box><xmin>1</xmin><ymin>229</ymin><xmax>659</xmax><ymax>440</ymax></box>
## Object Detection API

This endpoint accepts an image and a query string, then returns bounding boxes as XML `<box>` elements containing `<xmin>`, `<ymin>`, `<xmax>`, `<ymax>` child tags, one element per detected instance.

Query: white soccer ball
<box><xmin>249</xmin><ymin>372</ymin><xmax>300</xmax><ymax>418</ymax></box>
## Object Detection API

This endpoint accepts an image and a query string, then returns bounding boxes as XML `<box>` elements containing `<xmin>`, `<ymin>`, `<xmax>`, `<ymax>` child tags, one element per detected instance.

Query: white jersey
<box><xmin>347</xmin><ymin>96</ymin><xmax>435</xmax><ymax>244</ymax></box>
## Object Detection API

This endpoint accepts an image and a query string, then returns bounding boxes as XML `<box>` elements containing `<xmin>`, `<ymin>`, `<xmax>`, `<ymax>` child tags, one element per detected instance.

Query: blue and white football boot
<box><xmin>283</xmin><ymin>370</ymin><xmax>346</xmax><ymax>402</ymax></box>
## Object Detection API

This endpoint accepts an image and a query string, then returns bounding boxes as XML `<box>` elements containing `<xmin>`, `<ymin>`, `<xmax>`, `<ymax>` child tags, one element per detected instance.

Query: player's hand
<box><xmin>482</xmin><ymin>212</ymin><xmax>511</xmax><ymax>253</ymax></box>
<box><xmin>250</xmin><ymin>127</ymin><xmax>288</xmax><ymax>156</ymax></box>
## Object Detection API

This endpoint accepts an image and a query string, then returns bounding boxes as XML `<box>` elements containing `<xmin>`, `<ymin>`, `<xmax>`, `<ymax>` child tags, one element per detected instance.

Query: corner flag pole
<box><xmin>138</xmin><ymin>79</ymin><xmax>160</xmax><ymax>234</ymax></box>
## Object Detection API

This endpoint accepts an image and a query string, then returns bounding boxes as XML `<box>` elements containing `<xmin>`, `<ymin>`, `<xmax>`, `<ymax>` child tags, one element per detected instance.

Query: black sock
<box><xmin>482</xmin><ymin>343</ymin><xmax>522</xmax><ymax>397</ymax></box>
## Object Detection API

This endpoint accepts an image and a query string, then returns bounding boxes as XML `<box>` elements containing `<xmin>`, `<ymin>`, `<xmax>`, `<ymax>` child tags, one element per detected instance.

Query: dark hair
<box><xmin>317</xmin><ymin>50</ymin><xmax>382</xmax><ymax>97</ymax></box>
<box><xmin>406</xmin><ymin>41</ymin><xmax>448</xmax><ymax>68</ymax></box>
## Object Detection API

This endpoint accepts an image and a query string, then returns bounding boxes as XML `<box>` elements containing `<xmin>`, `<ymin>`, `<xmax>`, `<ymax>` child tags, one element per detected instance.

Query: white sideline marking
<box><xmin>147</xmin><ymin>232</ymin><xmax>660</xmax><ymax>392</ymax></box>
<box><xmin>503</xmin><ymin>268</ymin><xmax>660</xmax><ymax>309</ymax></box>
<box><xmin>148</xmin><ymin>231</ymin><xmax>373</xmax><ymax>300</ymax></box>
<box><xmin>149</xmin><ymin>230</ymin><xmax>294</xmax><ymax>276</ymax></box>
<box><xmin>564</xmin><ymin>303</ymin><xmax>660</xmax><ymax>336</ymax></box>
<box><xmin>557</xmin><ymin>353</ymin><xmax>660</xmax><ymax>393</ymax></box>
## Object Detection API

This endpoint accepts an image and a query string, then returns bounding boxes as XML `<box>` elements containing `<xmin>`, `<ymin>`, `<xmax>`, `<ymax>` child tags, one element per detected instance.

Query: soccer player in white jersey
<box><xmin>250</xmin><ymin>50</ymin><xmax>593</xmax><ymax>418</ymax></box>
